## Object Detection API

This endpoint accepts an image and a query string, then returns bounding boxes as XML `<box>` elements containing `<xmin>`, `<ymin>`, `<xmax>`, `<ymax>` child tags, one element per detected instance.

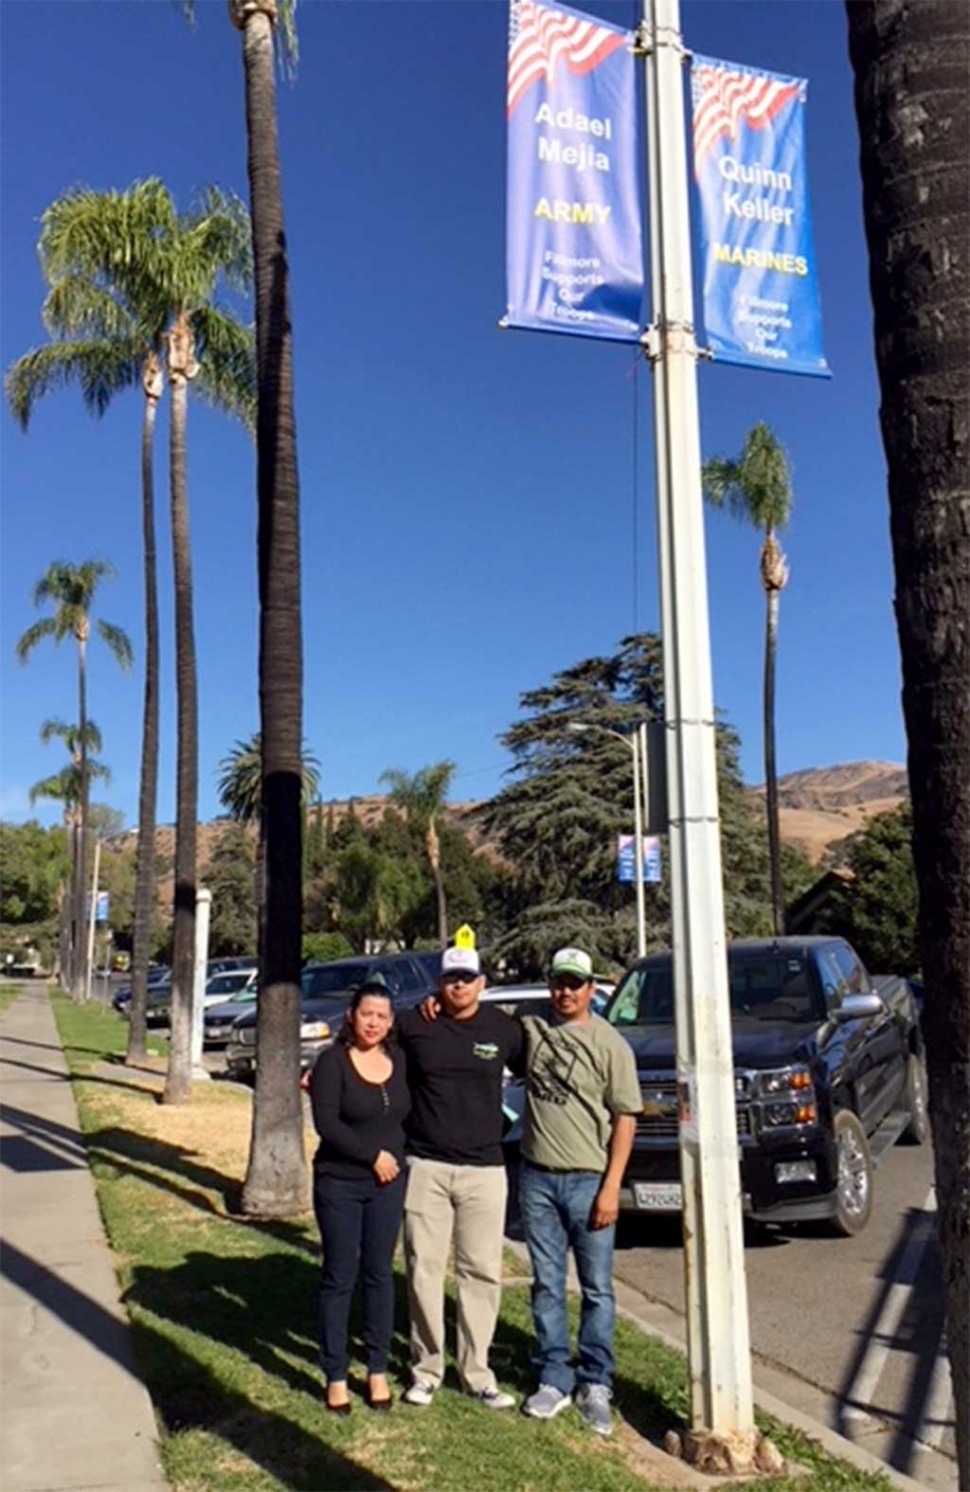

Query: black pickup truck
<box><xmin>604</xmin><ymin>937</ymin><xmax>927</xmax><ymax>1236</ymax></box>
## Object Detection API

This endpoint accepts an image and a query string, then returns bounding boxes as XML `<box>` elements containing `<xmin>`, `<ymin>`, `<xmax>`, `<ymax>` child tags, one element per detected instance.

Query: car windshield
<box><xmin>606</xmin><ymin>953</ymin><xmax>818</xmax><ymax>1026</ymax></box>
<box><xmin>207</xmin><ymin>972</ymin><xmax>253</xmax><ymax>995</ymax></box>
<box><xmin>301</xmin><ymin>964</ymin><xmax>372</xmax><ymax>999</ymax></box>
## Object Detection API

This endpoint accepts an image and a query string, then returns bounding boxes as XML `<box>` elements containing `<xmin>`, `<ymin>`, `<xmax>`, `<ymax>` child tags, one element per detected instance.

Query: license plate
<box><xmin>633</xmin><ymin>1182</ymin><xmax>683</xmax><ymax>1211</ymax></box>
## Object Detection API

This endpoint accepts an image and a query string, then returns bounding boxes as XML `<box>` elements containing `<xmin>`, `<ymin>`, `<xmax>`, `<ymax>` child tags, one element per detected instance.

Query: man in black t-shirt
<box><xmin>396</xmin><ymin>946</ymin><xmax>523</xmax><ymax>1410</ymax></box>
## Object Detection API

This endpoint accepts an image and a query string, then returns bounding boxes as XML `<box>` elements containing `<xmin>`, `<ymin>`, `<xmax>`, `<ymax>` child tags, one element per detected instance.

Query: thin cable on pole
<box><xmin>632</xmin><ymin>358</ymin><xmax>640</xmax><ymax>634</ymax></box>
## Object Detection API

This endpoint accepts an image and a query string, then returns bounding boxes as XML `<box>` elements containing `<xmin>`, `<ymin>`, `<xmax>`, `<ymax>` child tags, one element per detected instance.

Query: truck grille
<box><xmin>637</xmin><ymin>1075</ymin><xmax>752</xmax><ymax>1138</ymax></box>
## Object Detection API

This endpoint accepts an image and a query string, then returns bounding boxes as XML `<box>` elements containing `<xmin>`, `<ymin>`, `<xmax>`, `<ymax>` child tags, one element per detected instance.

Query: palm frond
<box><xmin>6</xmin><ymin>340</ymin><xmax>142</xmax><ymax>427</ymax></box>
<box><xmin>181</xmin><ymin>0</ymin><xmax>299</xmax><ymax>77</ymax></box>
<box><xmin>42</xmin><ymin>275</ymin><xmax>139</xmax><ymax>342</ymax></box>
<box><xmin>701</xmin><ymin>423</ymin><xmax>794</xmax><ymax>533</ymax></box>
<box><xmin>191</xmin><ymin>304</ymin><xmax>256</xmax><ymax>433</ymax></box>
<box><xmin>96</xmin><ymin>618</ymin><xmax>134</xmax><ymax>670</ymax></box>
<box><xmin>15</xmin><ymin>617</ymin><xmax>56</xmax><ymax>662</ymax></box>
<box><xmin>186</xmin><ymin>187</ymin><xmax>253</xmax><ymax>293</ymax></box>
<box><xmin>39</xmin><ymin>716</ymin><xmax>104</xmax><ymax>754</ymax></box>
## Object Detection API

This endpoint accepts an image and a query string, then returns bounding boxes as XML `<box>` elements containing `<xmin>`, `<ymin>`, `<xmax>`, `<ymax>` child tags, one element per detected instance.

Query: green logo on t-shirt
<box><xmin>472</xmin><ymin>1042</ymin><xmax>500</xmax><ymax>1061</ymax></box>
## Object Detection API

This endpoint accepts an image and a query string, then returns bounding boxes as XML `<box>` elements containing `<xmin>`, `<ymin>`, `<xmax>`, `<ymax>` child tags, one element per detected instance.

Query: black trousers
<box><xmin>313</xmin><ymin>1170</ymin><xmax>405</xmax><ymax>1382</ymax></box>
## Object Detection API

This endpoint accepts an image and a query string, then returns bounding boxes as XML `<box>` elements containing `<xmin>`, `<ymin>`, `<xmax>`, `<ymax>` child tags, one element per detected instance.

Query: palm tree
<box><xmin>846</xmin><ymin>4</ymin><xmax>969</xmax><ymax>1477</ymax></box>
<box><xmin>702</xmin><ymin>424</ymin><xmax>794</xmax><ymax>935</ymax></box>
<box><xmin>31</xmin><ymin>719</ymin><xmax>110</xmax><ymax>988</ymax></box>
<box><xmin>217</xmin><ymin>732</ymin><xmax>320</xmax><ymax>963</ymax></box>
<box><xmin>187</xmin><ymin>0</ymin><xmax>303</xmax><ymax>1213</ymax></box>
<box><xmin>181</xmin><ymin>0</ymin><xmax>304</xmax><ymax>1209</ymax></box>
<box><xmin>20</xmin><ymin>181</ymin><xmax>253</xmax><ymax>1097</ymax></box>
<box><xmin>6</xmin><ymin>178</ymin><xmax>255</xmax><ymax>1062</ymax></box>
<box><xmin>380</xmin><ymin>762</ymin><xmax>457</xmax><ymax>947</ymax></box>
<box><xmin>217</xmin><ymin>733</ymin><xmax>320</xmax><ymax>824</ymax></box>
<box><xmin>17</xmin><ymin>563</ymin><xmax>132</xmax><ymax>994</ymax></box>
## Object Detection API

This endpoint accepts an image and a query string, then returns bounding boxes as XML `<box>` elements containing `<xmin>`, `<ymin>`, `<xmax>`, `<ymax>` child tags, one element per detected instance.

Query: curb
<box><xmin>505</xmin><ymin>1239</ymin><xmax>931</xmax><ymax>1492</ymax></box>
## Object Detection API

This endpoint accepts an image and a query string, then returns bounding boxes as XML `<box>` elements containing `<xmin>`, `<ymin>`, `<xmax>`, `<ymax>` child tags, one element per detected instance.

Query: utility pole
<box><xmin>640</xmin><ymin>0</ymin><xmax>757</xmax><ymax>1465</ymax></box>
<box><xmin>191</xmin><ymin>887</ymin><xmax>212</xmax><ymax>1081</ymax></box>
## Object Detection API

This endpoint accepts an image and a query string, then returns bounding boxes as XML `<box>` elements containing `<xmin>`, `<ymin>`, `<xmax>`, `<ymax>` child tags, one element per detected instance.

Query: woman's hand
<box><xmin>373</xmin><ymin>1150</ymin><xmax>400</xmax><ymax>1184</ymax></box>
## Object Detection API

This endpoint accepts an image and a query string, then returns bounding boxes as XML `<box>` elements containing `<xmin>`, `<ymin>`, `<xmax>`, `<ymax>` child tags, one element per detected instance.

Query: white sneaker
<box><xmin>523</xmin><ymin>1383</ymin><xmax>572</xmax><ymax>1420</ymax></box>
<box><xmin>469</xmin><ymin>1386</ymin><xmax>516</xmax><ymax>1410</ymax></box>
<box><xmin>402</xmin><ymin>1380</ymin><xmax>437</xmax><ymax>1407</ymax></box>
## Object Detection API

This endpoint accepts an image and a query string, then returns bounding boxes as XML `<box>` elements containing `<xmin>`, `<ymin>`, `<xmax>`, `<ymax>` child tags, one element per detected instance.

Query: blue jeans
<box><xmin>519</xmin><ymin>1163</ymin><xmax>616</xmax><ymax>1395</ymax></box>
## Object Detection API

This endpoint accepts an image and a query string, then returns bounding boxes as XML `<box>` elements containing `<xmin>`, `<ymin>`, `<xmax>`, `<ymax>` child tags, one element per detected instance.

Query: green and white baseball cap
<box><xmin>550</xmin><ymin>947</ymin><xmax>594</xmax><ymax>981</ymax></box>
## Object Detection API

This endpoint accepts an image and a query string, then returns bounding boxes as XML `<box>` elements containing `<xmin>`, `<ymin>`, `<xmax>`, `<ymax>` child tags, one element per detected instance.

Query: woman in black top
<box><xmin>310</xmin><ymin>980</ymin><xmax>410</xmax><ymax>1413</ymax></box>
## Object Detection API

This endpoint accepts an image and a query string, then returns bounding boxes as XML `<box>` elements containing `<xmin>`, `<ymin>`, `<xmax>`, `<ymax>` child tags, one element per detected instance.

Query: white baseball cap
<box><xmin>550</xmin><ymin>947</ymin><xmax>594</xmax><ymax>981</ymax></box>
<box><xmin>441</xmin><ymin>946</ymin><xmax>482</xmax><ymax>978</ymax></box>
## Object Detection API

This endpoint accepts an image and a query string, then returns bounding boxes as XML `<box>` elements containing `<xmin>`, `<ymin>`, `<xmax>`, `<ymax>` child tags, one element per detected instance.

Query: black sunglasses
<box><xmin>550</xmin><ymin>974</ymin><xmax>590</xmax><ymax>992</ymax></box>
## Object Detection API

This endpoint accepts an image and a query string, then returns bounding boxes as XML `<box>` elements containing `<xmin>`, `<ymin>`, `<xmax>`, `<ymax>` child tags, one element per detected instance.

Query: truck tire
<box><xmin>830</xmin><ymin>1110</ymin><xmax>873</xmax><ymax>1237</ymax></box>
<box><xmin>901</xmin><ymin>1055</ymin><xmax>929</xmax><ymax>1145</ymax></box>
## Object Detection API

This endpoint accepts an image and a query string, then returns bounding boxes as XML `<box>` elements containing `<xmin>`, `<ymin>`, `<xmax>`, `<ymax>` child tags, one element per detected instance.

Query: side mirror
<box><xmin>833</xmin><ymin>992</ymin><xmax>886</xmax><ymax>1023</ymax></box>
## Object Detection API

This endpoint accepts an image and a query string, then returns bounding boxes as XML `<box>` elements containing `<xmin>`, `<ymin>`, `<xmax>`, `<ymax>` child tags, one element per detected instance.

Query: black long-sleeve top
<box><xmin>309</xmin><ymin>1042</ymin><xmax>411</xmax><ymax>1179</ymax></box>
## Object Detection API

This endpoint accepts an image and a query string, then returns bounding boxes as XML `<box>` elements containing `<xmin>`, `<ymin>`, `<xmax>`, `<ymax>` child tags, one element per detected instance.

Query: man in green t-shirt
<box><xmin>519</xmin><ymin>947</ymin><xmax>640</xmax><ymax>1438</ymax></box>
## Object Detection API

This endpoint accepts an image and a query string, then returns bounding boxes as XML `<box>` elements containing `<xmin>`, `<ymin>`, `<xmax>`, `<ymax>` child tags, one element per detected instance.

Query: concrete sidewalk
<box><xmin>0</xmin><ymin>985</ymin><xmax>167</xmax><ymax>1492</ymax></box>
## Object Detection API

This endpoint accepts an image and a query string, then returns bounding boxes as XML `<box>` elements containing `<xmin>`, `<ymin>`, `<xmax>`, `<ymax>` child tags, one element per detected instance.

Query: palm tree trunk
<box><xmin>163</xmin><ymin>339</ymin><xmax>198</xmax><ymax>1106</ymax></box>
<box><xmin>427</xmin><ymin>819</ymin><xmax>448</xmax><ymax>947</ymax></box>
<box><xmin>128</xmin><ymin>369</ymin><xmax>162</xmax><ymax>1063</ymax></box>
<box><xmin>763</xmin><ymin>585</ymin><xmax>783</xmax><ymax>936</ymax></box>
<box><xmin>238</xmin><ymin>1</ymin><xmax>308</xmax><ymax>1215</ymax></box>
<box><xmin>74</xmin><ymin>632</ymin><xmax>89</xmax><ymax>998</ymax></box>
<box><xmin>846</xmin><ymin>3</ymin><xmax>969</xmax><ymax>1480</ymax></box>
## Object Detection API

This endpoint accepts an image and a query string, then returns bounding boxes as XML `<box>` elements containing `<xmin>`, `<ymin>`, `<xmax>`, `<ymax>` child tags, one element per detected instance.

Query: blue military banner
<box><xmin>691</xmin><ymin>56</ymin><xmax>830</xmax><ymax>377</ymax></box>
<box><xmin>505</xmin><ymin>0</ymin><xmax>644</xmax><ymax>342</ymax></box>
<box><xmin>617</xmin><ymin>835</ymin><xmax>662</xmax><ymax>885</ymax></box>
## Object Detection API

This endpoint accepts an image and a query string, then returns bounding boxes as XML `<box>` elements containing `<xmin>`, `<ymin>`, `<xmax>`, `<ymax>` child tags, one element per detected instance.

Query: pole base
<box><xmin>664</xmin><ymin>1428</ymin><xmax>783</xmax><ymax>1477</ymax></box>
<box><xmin>191</xmin><ymin>1065</ymin><xmax>212</xmax><ymax>1083</ymax></box>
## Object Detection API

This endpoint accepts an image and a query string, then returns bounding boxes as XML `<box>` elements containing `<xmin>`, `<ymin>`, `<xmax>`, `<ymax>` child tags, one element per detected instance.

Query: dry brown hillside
<box><xmin>749</xmin><ymin>761</ymin><xmax>907</xmax><ymax>864</ymax></box>
<box><xmin>131</xmin><ymin>762</ymin><xmax>906</xmax><ymax>915</ymax></box>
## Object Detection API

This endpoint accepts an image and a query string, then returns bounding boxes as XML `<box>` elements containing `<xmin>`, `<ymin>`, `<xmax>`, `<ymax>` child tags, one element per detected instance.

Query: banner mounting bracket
<box><xmin>640</xmin><ymin>322</ymin><xmax>712</xmax><ymax>363</ymax></box>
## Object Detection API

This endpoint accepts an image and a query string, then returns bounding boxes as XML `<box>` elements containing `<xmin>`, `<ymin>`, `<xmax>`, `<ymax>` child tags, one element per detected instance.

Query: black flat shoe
<box><xmin>365</xmin><ymin>1390</ymin><xmax>393</xmax><ymax>1412</ymax></box>
<box><xmin>325</xmin><ymin>1399</ymin><xmax>352</xmax><ymax>1416</ymax></box>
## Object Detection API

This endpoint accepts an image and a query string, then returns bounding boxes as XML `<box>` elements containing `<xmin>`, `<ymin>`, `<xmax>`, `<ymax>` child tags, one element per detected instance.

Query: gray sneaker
<box><xmin>575</xmin><ymin>1383</ymin><xmax>612</xmax><ymax>1436</ymax></box>
<box><xmin>523</xmin><ymin>1384</ymin><xmax>571</xmax><ymax>1420</ymax></box>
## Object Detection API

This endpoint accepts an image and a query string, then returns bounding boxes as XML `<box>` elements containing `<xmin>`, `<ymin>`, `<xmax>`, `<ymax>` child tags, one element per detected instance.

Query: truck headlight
<box><xmin>755</xmin><ymin>1065</ymin><xmax>813</xmax><ymax>1096</ymax></box>
<box><xmin>301</xmin><ymin>1021</ymin><xmax>331</xmax><ymax>1041</ymax></box>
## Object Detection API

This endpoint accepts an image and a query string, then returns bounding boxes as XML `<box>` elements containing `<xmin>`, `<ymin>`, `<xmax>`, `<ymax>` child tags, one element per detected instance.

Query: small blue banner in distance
<box><xmin>691</xmin><ymin>54</ymin><xmax>831</xmax><ymax>378</ymax></box>
<box><xmin>506</xmin><ymin>0</ymin><xmax>644</xmax><ymax>343</ymax></box>
<box><xmin>617</xmin><ymin>835</ymin><xmax>663</xmax><ymax>885</ymax></box>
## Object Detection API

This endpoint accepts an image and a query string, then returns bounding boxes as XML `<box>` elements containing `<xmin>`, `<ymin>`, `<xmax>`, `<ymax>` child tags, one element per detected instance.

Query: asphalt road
<box><xmin>611</xmin><ymin>1135</ymin><xmax>957</xmax><ymax>1481</ymax></box>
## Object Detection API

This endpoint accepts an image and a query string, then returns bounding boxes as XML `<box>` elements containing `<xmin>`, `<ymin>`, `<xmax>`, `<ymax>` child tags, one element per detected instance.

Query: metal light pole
<box><xmin>84</xmin><ymin>835</ymin><xmax>102</xmax><ymax>1005</ymax></box>
<box><xmin>569</xmin><ymin>721</ymin><xmax>647</xmax><ymax>957</ymax></box>
<box><xmin>639</xmin><ymin>0</ymin><xmax>757</xmax><ymax>1462</ymax></box>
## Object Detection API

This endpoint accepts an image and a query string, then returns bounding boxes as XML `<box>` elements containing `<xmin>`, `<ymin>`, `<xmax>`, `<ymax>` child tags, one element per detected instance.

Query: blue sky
<box><xmin>1</xmin><ymin>0</ymin><xmax>902</xmax><ymax>831</ymax></box>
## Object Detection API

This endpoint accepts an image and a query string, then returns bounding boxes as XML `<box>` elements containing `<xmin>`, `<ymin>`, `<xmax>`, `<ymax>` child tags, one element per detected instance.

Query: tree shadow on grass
<box><xmin>83</xmin><ymin>1123</ymin><xmax>319</xmax><ymax>1259</ymax></box>
<box><xmin>130</xmin><ymin>1311</ymin><xmax>394</xmax><ymax>1491</ymax></box>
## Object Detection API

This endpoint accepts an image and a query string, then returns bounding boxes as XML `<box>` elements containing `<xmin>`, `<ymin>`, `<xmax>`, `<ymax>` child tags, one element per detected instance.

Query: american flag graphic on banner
<box><xmin>692</xmin><ymin>63</ymin><xmax>801</xmax><ymax>175</ymax></box>
<box><xmin>507</xmin><ymin>0</ymin><xmax>626</xmax><ymax>118</ymax></box>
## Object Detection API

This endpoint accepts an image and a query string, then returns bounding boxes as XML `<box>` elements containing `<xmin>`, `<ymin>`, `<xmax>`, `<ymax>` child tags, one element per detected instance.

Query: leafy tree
<box><xmin>16</xmin><ymin>562</ymin><xmax>131</xmax><ymax>995</ymax></box>
<box><xmin>702</xmin><ymin>423</ymin><xmax>794</xmax><ymax>936</ymax></box>
<box><xmin>302</xmin><ymin>930</ymin><xmax>354</xmax><ymax>966</ymax></box>
<box><xmin>380</xmin><ymin>762</ymin><xmax>457</xmax><ymax>947</ymax></box>
<box><xmin>847</xmin><ymin>5</ymin><xmax>969</xmax><ymax>1467</ymax></box>
<box><xmin>7</xmin><ymin>179</ymin><xmax>254</xmax><ymax>1064</ymax></box>
<box><xmin>207</xmin><ymin>824</ymin><xmax>258</xmax><ymax>957</ymax></box>
<box><xmin>0</xmin><ymin>821</ymin><xmax>69</xmax><ymax>925</ymax></box>
<box><xmin>820</xmin><ymin>807</ymin><xmax>918</xmax><ymax>973</ymax></box>
<box><xmin>483</xmin><ymin>634</ymin><xmax>808</xmax><ymax>975</ymax></box>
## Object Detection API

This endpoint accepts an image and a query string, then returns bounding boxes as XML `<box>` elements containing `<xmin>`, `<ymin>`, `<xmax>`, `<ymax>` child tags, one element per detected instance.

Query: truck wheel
<box><xmin>830</xmin><ymin>1111</ymin><xmax>873</xmax><ymax>1237</ymax></box>
<box><xmin>901</xmin><ymin>1055</ymin><xmax>929</xmax><ymax>1145</ymax></box>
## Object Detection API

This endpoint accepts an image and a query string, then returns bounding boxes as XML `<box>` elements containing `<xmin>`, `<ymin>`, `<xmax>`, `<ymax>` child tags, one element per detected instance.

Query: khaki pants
<box><xmin>403</xmin><ymin>1157</ymin><xmax>507</xmax><ymax>1393</ymax></box>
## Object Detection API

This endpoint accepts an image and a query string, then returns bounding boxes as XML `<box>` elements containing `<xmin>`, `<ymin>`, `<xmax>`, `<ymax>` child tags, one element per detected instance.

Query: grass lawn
<box><xmin>52</xmin><ymin>993</ymin><xmax>893</xmax><ymax>1492</ymax></box>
